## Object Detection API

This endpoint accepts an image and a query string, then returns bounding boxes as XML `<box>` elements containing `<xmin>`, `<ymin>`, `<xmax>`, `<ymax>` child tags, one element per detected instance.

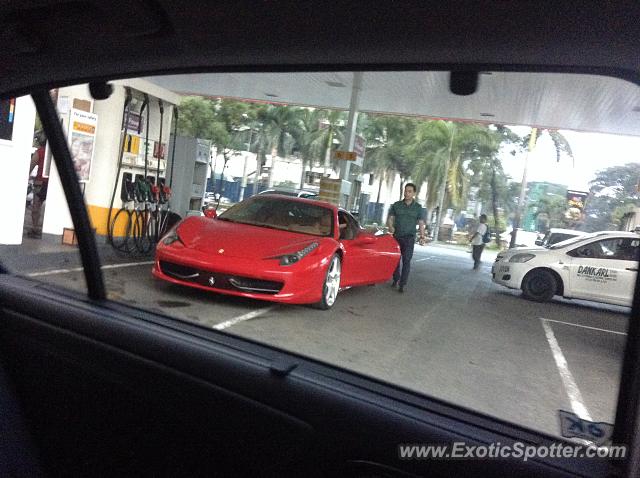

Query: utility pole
<box><xmin>338</xmin><ymin>72</ymin><xmax>363</xmax><ymax>209</ymax></box>
<box><xmin>510</xmin><ymin>128</ymin><xmax>538</xmax><ymax>248</ymax></box>
<box><xmin>210</xmin><ymin>145</ymin><xmax>218</xmax><ymax>194</ymax></box>
<box><xmin>239</xmin><ymin>125</ymin><xmax>254</xmax><ymax>201</ymax></box>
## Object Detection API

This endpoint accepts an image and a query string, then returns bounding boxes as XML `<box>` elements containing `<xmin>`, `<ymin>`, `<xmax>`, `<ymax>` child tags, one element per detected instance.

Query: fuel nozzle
<box><xmin>160</xmin><ymin>185</ymin><xmax>172</xmax><ymax>204</ymax></box>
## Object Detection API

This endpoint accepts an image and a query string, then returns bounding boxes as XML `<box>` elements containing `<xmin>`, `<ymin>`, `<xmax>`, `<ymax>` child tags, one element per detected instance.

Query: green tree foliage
<box><xmin>465</xmin><ymin>125</ymin><xmax>520</xmax><ymax>244</ymax></box>
<box><xmin>509</xmin><ymin>127</ymin><xmax>574</xmax><ymax>248</ymax></box>
<box><xmin>361</xmin><ymin>114</ymin><xmax>418</xmax><ymax>201</ymax></box>
<box><xmin>531</xmin><ymin>195</ymin><xmax>570</xmax><ymax>231</ymax></box>
<box><xmin>177</xmin><ymin>96</ymin><xmax>217</xmax><ymax>139</ymax></box>
<box><xmin>178</xmin><ymin>96</ymin><xmax>260</xmax><ymax>192</ymax></box>
<box><xmin>521</xmin><ymin>129</ymin><xmax>573</xmax><ymax>164</ymax></box>
<box><xmin>585</xmin><ymin>163</ymin><xmax>640</xmax><ymax>231</ymax></box>
<box><xmin>411</xmin><ymin>121</ymin><xmax>499</xmax><ymax>241</ymax></box>
<box><xmin>469</xmin><ymin>156</ymin><xmax>512</xmax><ymax>243</ymax></box>
<box><xmin>252</xmin><ymin>105</ymin><xmax>306</xmax><ymax>186</ymax></box>
<box><xmin>289</xmin><ymin>109</ymin><xmax>348</xmax><ymax>188</ymax></box>
<box><xmin>291</xmin><ymin>109</ymin><xmax>321</xmax><ymax>188</ymax></box>
<box><xmin>176</xmin><ymin>96</ymin><xmax>565</xmax><ymax>237</ymax></box>
<box><xmin>314</xmin><ymin>109</ymin><xmax>346</xmax><ymax>173</ymax></box>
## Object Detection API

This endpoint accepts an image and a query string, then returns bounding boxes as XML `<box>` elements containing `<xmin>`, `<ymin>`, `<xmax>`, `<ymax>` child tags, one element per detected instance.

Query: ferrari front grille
<box><xmin>228</xmin><ymin>277</ymin><xmax>282</xmax><ymax>293</ymax></box>
<box><xmin>159</xmin><ymin>261</ymin><xmax>283</xmax><ymax>294</ymax></box>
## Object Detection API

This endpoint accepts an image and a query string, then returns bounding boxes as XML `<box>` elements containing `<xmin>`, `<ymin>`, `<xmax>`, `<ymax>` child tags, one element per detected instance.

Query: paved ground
<box><xmin>1</xmin><ymin>238</ymin><xmax>628</xmax><ymax>441</ymax></box>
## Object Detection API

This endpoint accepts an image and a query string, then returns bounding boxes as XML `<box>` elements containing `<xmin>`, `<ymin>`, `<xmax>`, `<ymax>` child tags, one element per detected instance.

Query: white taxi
<box><xmin>492</xmin><ymin>231</ymin><xmax>639</xmax><ymax>306</ymax></box>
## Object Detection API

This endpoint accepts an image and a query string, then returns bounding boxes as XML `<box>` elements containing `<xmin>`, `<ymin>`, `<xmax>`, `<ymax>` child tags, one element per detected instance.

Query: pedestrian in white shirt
<box><xmin>469</xmin><ymin>214</ymin><xmax>488</xmax><ymax>270</ymax></box>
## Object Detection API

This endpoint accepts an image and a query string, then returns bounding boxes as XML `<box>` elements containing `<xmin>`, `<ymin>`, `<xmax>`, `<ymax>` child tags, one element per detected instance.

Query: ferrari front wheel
<box><xmin>314</xmin><ymin>254</ymin><xmax>341</xmax><ymax>310</ymax></box>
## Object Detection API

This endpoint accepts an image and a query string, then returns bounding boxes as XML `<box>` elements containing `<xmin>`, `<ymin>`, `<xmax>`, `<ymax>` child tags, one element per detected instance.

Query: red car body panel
<box><xmin>153</xmin><ymin>197</ymin><xmax>400</xmax><ymax>305</ymax></box>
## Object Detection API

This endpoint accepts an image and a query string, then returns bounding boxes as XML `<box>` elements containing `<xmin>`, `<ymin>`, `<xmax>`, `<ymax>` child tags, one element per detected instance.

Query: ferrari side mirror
<box><xmin>204</xmin><ymin>208</ymin><xmax>217</xmax><ymax>219</ymax></box>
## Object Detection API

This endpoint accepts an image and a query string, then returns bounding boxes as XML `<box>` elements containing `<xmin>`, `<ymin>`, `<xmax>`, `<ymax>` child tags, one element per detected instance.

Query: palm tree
<box><xmin>313</xmin><ymin>109</ymin><xmax>346</xmax><ymax>175</ymax></box>
<box><xmin>359</xmin><ymin>117</ymin><xmax>392</xmax><ymax>223</ymax></box>
<box><xmin>292</xmin><ymin>109</ymin><xmax>326</xmax><ymax>189</ymax></box>
<box><xmin>411</xmin><ymin>121</ymin><xmax>497</xmax><ymax>241</ymax></box>
<box><xmin>467</xmin><ymin>125</ymin><xmax>521</xmax><ymax>245</ymax></box>
<box><xmin>469</xmin><ymin>152</ymin><xmax>511</xmax><ymax>246</ymax></box>
<box><xmin>509</xmin><ymin>127</ymin><xmax>574</xmax><ymax>248</ymax></box>
<box><xmin>254</xmin><ymin>105</ymin><xmax>304</xmax><ymax>188</ymax></box>
<box><xmin>362</xmin><ymin>115</ymin><xmax>418</xmax><ymax>203</ymax></box>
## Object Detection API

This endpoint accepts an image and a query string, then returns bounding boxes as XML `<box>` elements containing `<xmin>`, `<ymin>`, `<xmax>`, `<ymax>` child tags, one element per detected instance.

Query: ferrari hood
<box><xmin>176</xmin><ymin>217</ymin><xmax>324</xmax><ymax>259</ymax></box>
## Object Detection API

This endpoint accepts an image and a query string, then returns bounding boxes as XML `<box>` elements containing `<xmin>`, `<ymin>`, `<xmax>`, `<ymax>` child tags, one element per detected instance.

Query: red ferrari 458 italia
<box><xmin>153</xmin><ymin>194</ymin><xmax>401</xmax><ymax>309</ymax></box>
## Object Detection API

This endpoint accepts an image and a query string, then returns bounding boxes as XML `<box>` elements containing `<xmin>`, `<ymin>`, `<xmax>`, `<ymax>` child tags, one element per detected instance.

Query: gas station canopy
<box><xmin>147</xmin><ymin>71</ymin><xmax>640</xmax><ymax>137</ymax></box>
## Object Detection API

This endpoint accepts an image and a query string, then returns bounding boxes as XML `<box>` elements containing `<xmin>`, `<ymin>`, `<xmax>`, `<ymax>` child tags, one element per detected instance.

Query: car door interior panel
<box><xmin>0</xmin><ymin>275</ymin><xmax>609</xmax><ymax>477</ymax></box>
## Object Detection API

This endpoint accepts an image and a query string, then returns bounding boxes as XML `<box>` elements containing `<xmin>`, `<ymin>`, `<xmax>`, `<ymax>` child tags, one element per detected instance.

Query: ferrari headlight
<box><xmin>276</xmin><ymin>242</ymin><xmax>319</xmax><ymax>266</ymax></box>
<box><xmin>161</xmin><ymin>225</ymin><xmax>183</xmax><ymax>245</ymax></box>
<box><xmin>509</xmin><ymin>253</ymin><xmax>536</xmax><ymax>263</ymax></box>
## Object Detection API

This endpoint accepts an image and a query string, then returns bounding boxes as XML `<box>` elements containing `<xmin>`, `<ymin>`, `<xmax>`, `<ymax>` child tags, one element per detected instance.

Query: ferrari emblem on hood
<box><xmin>208</xmin><ymin>277</ymin><xmax>216</xmax><ymax>286</ymax></box>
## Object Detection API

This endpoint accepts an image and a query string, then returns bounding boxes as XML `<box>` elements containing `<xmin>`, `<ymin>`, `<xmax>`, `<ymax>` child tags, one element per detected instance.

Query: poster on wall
<box><xmin>69</xmin><ymin>108</ymin><xmax>98</xmax><ymax>182</ymax></box>
<box><xmin>0</xmin><ymin>98</ymin><xmax>16</xmax><ymax>142</ymax></box>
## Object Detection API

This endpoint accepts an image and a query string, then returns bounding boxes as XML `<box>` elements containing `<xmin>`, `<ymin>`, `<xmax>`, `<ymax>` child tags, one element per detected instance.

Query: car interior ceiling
<box><xmin>1</xmin><ymin>2</ymin><xmax>640</xmax><ymax>478</ymax></box>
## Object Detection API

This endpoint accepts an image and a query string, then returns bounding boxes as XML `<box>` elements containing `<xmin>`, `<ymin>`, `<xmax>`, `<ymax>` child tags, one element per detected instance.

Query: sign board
<box><xmin>69</xmin><ymin>108</ymin><xmax>98</xmax><ymax>182</ymax></box>
<box><xmin>318</xmin><ymin>178</ymin><xmax>342</xmax><ymax>205</ymax></box>
<box><xmin>126</xmin><ymin>113</ymin><xmax>144</xmax><ymax>134</ymax></box>
<box><xmin>196</xmin><ymin>139</ymin><xmax>211</xmax><ymax>164</ymax></box>
<box><xmin>565</xmin><ymin>190</ymin><xmax>588</xmax><ymax>221</ymax></box>
<box><xmin>334</xmin><ymin>150</ymin><xmax>357</xmax><ymax>161</ymax></box>
<box><xmin>122</xmin><ymin>133</ymin><xmax>142</xmax><ymax>166</ymax></box>
<box><xmin>153</xmin><ymin>141</ymin><xmax>166</xmax><ymax>160</ymax></box>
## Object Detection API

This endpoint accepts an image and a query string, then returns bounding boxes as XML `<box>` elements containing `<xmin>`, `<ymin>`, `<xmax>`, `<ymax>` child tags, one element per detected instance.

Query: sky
<box><xmin>500</xmin><ymin>127</ymin><xmax>640</xmax><ymax>192</ymax></box>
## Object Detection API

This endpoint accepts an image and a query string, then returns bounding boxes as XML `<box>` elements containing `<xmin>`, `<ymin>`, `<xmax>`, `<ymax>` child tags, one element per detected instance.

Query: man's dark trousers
<box><xmin>472</xmin><ymin>244</ymin><xmax>485</xmax><ymax>269</ymax></box>
<box><xmin>393</xmin><ymin>236</ymin><xmax>415</xmax><ymax>286</ymax></box>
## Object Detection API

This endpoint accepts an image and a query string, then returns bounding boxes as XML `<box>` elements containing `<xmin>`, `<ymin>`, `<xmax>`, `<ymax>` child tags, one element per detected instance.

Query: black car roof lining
<box><xmin>1</xmin><ymin>0</ymin><xmax>640</xmax><ymax>97</ymax></box>
<box><xmin>2</xmin><ymin>63</ymin><xmax>640</xmax><ymax>103</ymax></box>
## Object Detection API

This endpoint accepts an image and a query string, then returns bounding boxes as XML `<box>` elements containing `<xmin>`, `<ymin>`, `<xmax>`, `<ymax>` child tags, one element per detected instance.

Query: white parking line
<box><xmin>26</xmin><ymin>261</ymin><xmax>155</xmax><ymax>277</ymax></box>
<box><xmin>213</xmin><ymin>306</ymin><xmax>277</xmax><ymax>330</ymax></box>
<box><xmin>541</xmin><ymin>319</ymin><xmax>592</xmax><ymax>421</ymax></box>
<box><xmin>542</xmin><ymin>317</ymin><xmax>626</xmax><ymax>336</ymax></box>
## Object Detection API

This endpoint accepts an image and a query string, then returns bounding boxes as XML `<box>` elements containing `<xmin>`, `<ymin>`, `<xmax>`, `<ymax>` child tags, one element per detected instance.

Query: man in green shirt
<box><xmin>386</xmin><ymin>183</ymin><xmax>427</xmax><ymax>293</ymax></box>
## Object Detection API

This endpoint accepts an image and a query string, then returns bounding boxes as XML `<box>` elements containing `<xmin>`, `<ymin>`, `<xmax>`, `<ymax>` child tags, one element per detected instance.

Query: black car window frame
<box><xmin>22</xmin><ymin>69</ymin><xmax>640</xmax><ymax>478</ymax></box>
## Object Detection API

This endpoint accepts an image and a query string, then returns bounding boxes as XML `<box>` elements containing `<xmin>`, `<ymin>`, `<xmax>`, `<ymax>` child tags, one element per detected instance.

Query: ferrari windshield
<box><xmin>218</xmin><ymin>196</ymin><xmax>334</xmax><ymax>237</ymax></box>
